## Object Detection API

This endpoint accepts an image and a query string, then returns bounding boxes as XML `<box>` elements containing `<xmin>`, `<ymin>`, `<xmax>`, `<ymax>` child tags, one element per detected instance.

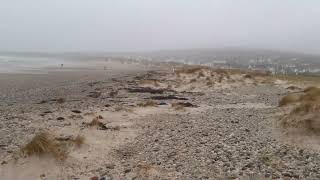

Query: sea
<box><xmin>0</xmin><ymin>55</ymin><xmax>72</xmax><ymax>73</ymax></box>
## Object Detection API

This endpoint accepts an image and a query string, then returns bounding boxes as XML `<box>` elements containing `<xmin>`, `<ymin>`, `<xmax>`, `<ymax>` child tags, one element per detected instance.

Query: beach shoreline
<box><xmin>1</xmin><ymin>60</ymin><xmax>320</xmax><ymax>179</ymax></box>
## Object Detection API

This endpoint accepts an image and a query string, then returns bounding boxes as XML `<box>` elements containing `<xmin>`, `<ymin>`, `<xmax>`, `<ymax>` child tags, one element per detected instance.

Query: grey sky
<box><xmin>0</xmin><ymin>0</ymin><xmax>319</xmax><ymax>53</ymax></box>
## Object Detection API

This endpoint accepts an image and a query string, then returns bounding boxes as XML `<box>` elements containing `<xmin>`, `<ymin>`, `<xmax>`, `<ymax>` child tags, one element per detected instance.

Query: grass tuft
<box><xmin>278</xmin><ymin>94</ymin><xmax>300</xmax><ymax>107</ymax></box>
<box><xmin>303</xmin><ymin>86</ymin><xmax>319</xmax><ymax>93</ymax></box>
<box><xmin>244</xmin><ymin>74</ymin><xmax>252</xmax><ymax>79</ymax></box>
<box><xmin>57</xmin><ymin>98</ymin><xmax>65</xmax><ymax>104</ymax></box>
<box><xmin>21</xmin><ymin>132</ymin><xmax>54</xmax><ymax>156</ymax></box>
<box><xmin>279</xmin><ymin>86</ymin><xmax>320</xmax><ymax>132</ymax></box>
<box><xmin>137</xmin><ymin>100</ymin><xmax>157</xmax><ymax>107</ymax></box>
<box><xmin>300</xmin><ymin>87</ymin><xmax>320</xmax><ymax>102</ymax></box>
<box><xmin>72</xmin><ymin>135</ymin><xmax>85</xmax><ymax>147</ymax></box>
<box><xmin>197</xmin><ymin>71</ymin><xmax>205</xmax><ymax>78</ymax></box>
<box><xmin>291</xmin><ymin>101</ymin><xmax>320</xmax><ymax>115</ymax></box>
<box><xmin>281</xmin><ymin>102</ymin><xmax>320</xmax><ymax>131</ymax></box>
<box><xmin>189</xmin><ymin>78</ymin><xmax>197</xmax><ymax>83</ymax></box>
<box><xmin>88</xmin><ymin>117</ymin><xmax>106</xmax><ymax>129</ymax></box>
<box><xmin>21</xmin><ymin>132</ymin><xmax>68</xmax><ymax>160</ymax></box>
<box><xmin>175</xmin><ymin>66</ymin><xmax>205</xmax><ymax>75</ymax></box>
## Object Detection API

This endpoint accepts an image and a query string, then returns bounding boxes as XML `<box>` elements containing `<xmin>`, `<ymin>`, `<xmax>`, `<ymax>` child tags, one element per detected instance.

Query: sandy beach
<box><xmin>1</xmin><ymin>59</ymin><xmax>320</xmax><ymax>179</ymax></box>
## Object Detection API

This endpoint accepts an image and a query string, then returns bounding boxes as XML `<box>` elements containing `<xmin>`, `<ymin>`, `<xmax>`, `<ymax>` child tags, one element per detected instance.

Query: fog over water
<box><xmin>0</xmin><ymin>1</ymin><xmax>320</xmax><ymax>54</ymax></box>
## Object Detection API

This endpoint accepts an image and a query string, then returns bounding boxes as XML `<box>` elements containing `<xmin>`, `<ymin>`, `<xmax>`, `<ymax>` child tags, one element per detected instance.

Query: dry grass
<box><xmin>303</xmin><ymin>86</ymin><xmax>319</xmax><ymax>93</ymax></box>
<box><xmin>281</xmin><ymin>102</ymin><xmax>320</xmax><ymax>131</ymax></box>
<box><xmin>21</xmin><ymin>132</ymin><xmax>54</xmax><ymax>156</ymax></box>
<box><xmin>171</xmin><ymin>102</ymin><xmax>198</xmax><ymax>110</ymax></box>
<box><xmin>171</xmin><ymin>102</ymin><xmax>186</xmax><ymax>111</ymax></box>
<box><xmin>114</xmin><ymin>106</ymin><xmax>123</xmax><ymax>112</ymax></box>
<box><xmin>291</xmin><ymin>101</ymin><xmax>320</xmax><ymax>115</ymax></box>
<box><xmin>189</xmin><ymin>78</ymin><xmax>197</xmax><ymax>83</ymax></box>
<box><xmin>56</xmin><ymin>98</ymin><xmax>65</xmax><ymax>104</ymax></box>
<box><xmin>278</xmin><ymin>94</ymin><xmax>301</xmax><ymax>107</ymax></box>
<box><xmin>276</xmin><ymin>74</ymin><xmax>320</xmax><ymax>88</ymax></box>
<box><xmin>175</xmin><ymin>66</ymin><xmax>206</xmax><ymax>75</ymax></box>
<box><xmin>300</xmin><ymin>87</ymin><xmax>320</xmax><ymax>101</ymax></box>
<box><xmin>214</xmin><ymin>69</ymin><xmax>228</xmax><ymax>75</ymax></box>
<box><xmin>206</xmin><ymin>80</ymin><xmax>214</xmax><ymax>86</ymax></box>
<box><xmin>87</xmin><ymin>117</ymin><xmax>106</xmax><ymax>129</ymax></box>
<box><xmin>197</xmin><ymin>71</ymin><xmax>205</xmax><ymax>78</ymax></box>
<box><xmin>21</xmin><ymin>132</ymin><xmax>68</xmax><ymax>160</ymax></box>
<box><xmin>244</xmin><ymin>74</ymin><xmax>252</xmax><ymax>79</ymax></box>
<box><xmin>218</xmin><ymin>75</ymin><xmax>223</xmax><ymax>83</ymax></box>
<box><xmin>114</xmin><ymin>106</ymin><xmax>134</xmax><ymax>112</ymax></box>
<box><xmin>72</xmin><ymin>135</ymin><xmax>85</xmax><ymax>147</ymax></box>
<box><xmin>279</xmin><ymin>86</ymin><xmax>320</xmax><ymax>132</ymax></box>
<box><xmin>139</xmin><ymin>80</ymin><xmax>161</xmax><ymax>87</ymax></box>
<box><xmin>137</xmin><ymin>100</ymin><xmax>157</xmax><ymax>107</ymax></box>
<box><xmin>109</xmin><ymin>90</ymin><xmax>119</xmax><ymax>97</ymax></box>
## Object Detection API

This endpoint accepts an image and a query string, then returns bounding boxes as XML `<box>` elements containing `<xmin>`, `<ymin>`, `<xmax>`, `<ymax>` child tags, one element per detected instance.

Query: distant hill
<box><xmin>141</xmin><ymin>48</ymin><xmax>320</xmax><ymax>65</ymax></box>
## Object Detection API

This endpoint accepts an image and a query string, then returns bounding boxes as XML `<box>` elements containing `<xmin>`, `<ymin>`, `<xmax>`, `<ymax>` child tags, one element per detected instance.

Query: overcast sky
<box><xmin>0</xmin><ymin>0</ymin><xmax>319</xmax><ymax>53</ymax></box>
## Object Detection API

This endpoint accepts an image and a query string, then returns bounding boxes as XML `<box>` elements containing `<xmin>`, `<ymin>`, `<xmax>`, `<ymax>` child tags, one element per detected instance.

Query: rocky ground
<box><xmin>1</xmin><ymin>61</ymin><xmax>320</xmax><ymax>180</ymax></box>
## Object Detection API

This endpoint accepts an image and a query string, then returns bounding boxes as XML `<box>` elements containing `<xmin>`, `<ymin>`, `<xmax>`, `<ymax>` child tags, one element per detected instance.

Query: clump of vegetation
<box><xmin>278</xmin><ymin>94</ymin><xmax>301</xmax><ymax>107</ymax></box>
<box><xmin>114</xmin><ymin>106</ymin><xmax>133</xmax><ymax>112</ymax></box>
<box><xmin>189</xmin><ymin>78</ymin><xmax>197</xmax><ymax>83</ymax></box>
<box><xmin>139</xmin><ymin>79</ymin><xmax>161</xmax><ymax>87</ymax></box>
<box><xmin>291</xmin><ymin>101</ymin><xmax>320</xmax><ymax>115</ymax></box>
<box><xmin>299</xmin><ymin>87</ymin><xmax>320</xmax><ymax>101</ymax></box>
<box><xmin>171</xmin><ymin>102</ymin><xmax>197</xmax><ymax>111</ymax></box>
<box><xmin>175</xmin><ymin>66</ymin><xmax>205</xmax><ymax>75</ymax></box>
<box><xmin>21</xmin><ymin>132</ymin><xmax>68</xmax><ymax>160</ymax></box>
<box><xmin>57</xmin><ymin>98</ymin><xmax>65</xmax><ymax>104</ymax></box>
<box><xmin>279</xmin><ymin>86</ymin><xmax>320</xmax><ymax>132</ymax></box>
<box><xmin>303</xmin><ymin>86</ymin><xmax>319</xmax><ymax>93</ymax></box>
<box><xmin>137</xmin><ymin>100</ymin><xmax>157</xmax><ymax>107</ymax></box>
<box><xmin>72</xmin><ymin>135</ymin><xmax>85</xmax><ymax>147</ymax></box>
<box><xmin>281</xmin><ymin>101</ymin><xmax>320</xmax><ymax>131</ymax></box>
<box><xmin>87</xmin><ymin>117</ymin><xmax>106</xmax><ymax>129</ymax></box>
<box><xmin>197</xmin><ymin>71</ymin><xmax>205</xmax><ymax>78</ymax></box>
<box><xmin>218</xmin><ymin>75</ymin><xmax>224</xmax><ymax>83</ymax></box>
<box><xmin>214</xmin><ymin>69</ymin><xmax>228</xmax><ymax>75</ymax></box>
<box><xmin>171</xmin><ymin>103</ymin><xmax>185</xmax><ymax>111</ymax></box>
<box><xmin>206</xmin><ymin>81</ymin><xmax>214</xmax><ymax>86</ymax></box>
<box><xmin>109</xmin><ymin>90</ymin><xmax>119</xmax><ymax>97</ymax></box>
<box><xmin>244</xmin><ymin>74</ymin><xmax>252</xmax><ymax>79</ymax></box>
<box><xmin>21</xmin><ymin>132</ymin><xmax>54</xmax><ymax>156</ymax></box>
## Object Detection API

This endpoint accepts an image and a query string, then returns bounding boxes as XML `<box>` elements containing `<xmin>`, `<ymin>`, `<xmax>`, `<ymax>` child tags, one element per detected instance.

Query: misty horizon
<box><xmin>1</xmin><ymin>1</ymin><xmax>320</xmax><ymax>55</ymax></box>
